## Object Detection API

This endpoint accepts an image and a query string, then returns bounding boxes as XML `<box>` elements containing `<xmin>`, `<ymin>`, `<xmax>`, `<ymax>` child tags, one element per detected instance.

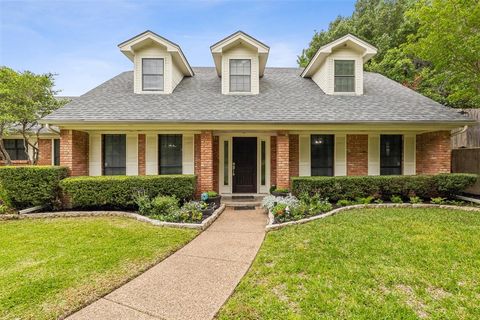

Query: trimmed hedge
<box><xmin>0</xmin><ymin>166</ymin><xmax>69</xmax><ymax>209</ymax></box>
<box><xmin>291</xmin><ymin>174</ymin><xmax>478</xmax><ymax>201</ymax></box>
<box><xmin>60</xmin><ymin>175</ymin><xmax>196</xmax><ymax>209</ymax></box>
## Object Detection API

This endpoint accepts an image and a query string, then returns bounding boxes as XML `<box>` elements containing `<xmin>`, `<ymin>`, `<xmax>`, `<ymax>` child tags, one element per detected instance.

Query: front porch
<box><xmin>59</xmin><ymin>128</ymin><xmax>452</xmax><ymax>196</ymax></box>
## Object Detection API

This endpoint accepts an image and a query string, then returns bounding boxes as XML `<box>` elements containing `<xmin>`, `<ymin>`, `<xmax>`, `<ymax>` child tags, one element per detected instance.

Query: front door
<box><xmin>233</xmin><ymin>137</ymin><xmax>257</xmax><ymax>193</ymax></box>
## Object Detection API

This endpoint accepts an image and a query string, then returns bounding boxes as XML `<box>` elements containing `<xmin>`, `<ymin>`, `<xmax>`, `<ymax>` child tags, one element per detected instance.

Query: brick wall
<box><xmin>416</xmin><ymin>131</ymin><xmax>451</xmax><ymax>174</ymax></box>
<box><xmin>60</xmin><ymin>130</ymin><xmax>89</xmax><ymax>176</ymax></box>
<box><xmin>138</xmin><ymin>134</ymin><xmax>146</xmax><ymax>175</ymax></box>
<box><xmin>198</xmin><ymin>131</ymin><xmax>214</xmax><ymax>194</ymax></box>
<box><xmin>289</xmin><ymin>134</ymin><xmax>299</xmax><ymax>178</ymax></box>
<box><xmin>37</xmin><ymin>139</ymin><xmax>52</xmax><ymax>165</ymax></box>
<box><xmin>347</xmin><ymin>134</ymin><xmax>368</xmax><ymax>176</ymax></box>
<box><xmin>270</xmin><ymin>136</ymin><xmax>277</xmax><ymax>187</ymax></box>
<box><xmin>276</xmin><ymin>132</ymin><xmax>290</xmax><ymax>189</ymax></box>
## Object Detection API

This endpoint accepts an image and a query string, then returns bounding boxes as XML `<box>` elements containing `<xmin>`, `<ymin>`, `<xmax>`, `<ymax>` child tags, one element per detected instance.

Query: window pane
<box><xmin>159</xmin><ymin>135</ymin><xmax>182</xmax><ymax>174</ymax></box>
<box><xmin>261</xmin><ymin>140</ymin><xmax>266</xmax><ymax>186</ymax></box>
<box><xmin>335</xmin><ymin>76</ymin><xmax>355</xmax><ymax>92</ymax></box>
<box><xmin>334</xmin><ymin>60</ymin><xmax>355</xmax><ymax>92</ymax></box>
<box><xmin>223</xmin><ymin>140</ymin><xmax>229</xmax><ymax>186</ymax></box>
<box><xmin>4</xmin><ymin>139</ymin><xmax>27</xmax><ymax>161</ymax></box>
<box><xmin>380</xmin><ymin>135</ymin><xmax>403</xmax><ymax>175</ymax></box>
<box><xmin>334</xmin><ymin>60</ymin><xmax>354</xmax><ymax>76</ymax></box>
<box><xmin>103</xmin><ymin>134</ymin><xmax>126</xmax><ymax>176</ymax></box>
<box><xmin>143</xmin><ymin>75</ymin><xmax>164</xmax><ymax>91</ymax></box>
<box><xmin>230</xmin><ymin>59</ymin><xmax>251</xmax><ymax>92</ymax></box>
<box><xmin>143</xmin><ymin>59</ymin><xmax>164</xmax><ymax>74</ymax></box>
<box><xmin>311</xmin><ymin>135</ymin><xmax>334</xmax><ymax>176</ymax></box>
<box><xmin>54</xmin><ymin>139</ymin><xmax>60</xmax><ymax>165</ymax></box>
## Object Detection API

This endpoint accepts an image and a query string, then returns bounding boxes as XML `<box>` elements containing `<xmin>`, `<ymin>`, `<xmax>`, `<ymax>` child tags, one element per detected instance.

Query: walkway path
<box><xmin>68</xmin><ymin>208</ymin><xmax>267</xmax><ymax>320</ymax></box>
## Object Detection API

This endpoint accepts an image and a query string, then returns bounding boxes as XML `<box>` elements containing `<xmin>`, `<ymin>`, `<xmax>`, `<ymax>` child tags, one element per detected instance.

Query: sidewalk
<box><xmin>68</xmin><ymin>208</ymin><xmax>267</xmax><ymax>320</ymax></box>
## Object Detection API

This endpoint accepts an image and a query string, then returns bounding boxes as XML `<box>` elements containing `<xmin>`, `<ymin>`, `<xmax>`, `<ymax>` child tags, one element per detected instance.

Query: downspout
<box><xmin>45</xmin><ymin>123</ymin><xmax>60</xmax><ymax>135</ymax></box>
<box><xmin>451</xmin><ymin>125</ymin><xmax>468</xmax><ymax>137</ymax></box>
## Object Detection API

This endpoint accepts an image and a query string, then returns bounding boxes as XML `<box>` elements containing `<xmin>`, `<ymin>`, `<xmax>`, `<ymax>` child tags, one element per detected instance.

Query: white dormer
<box><xmin>301</xmin><ymin>34</ymin><xmax>377</xmax><ymax>95</ymax></box>
<box><xmin>210</xmin><ymin>31</ymin><xmax>269</xmax><ymax>95</ymax></box>
<box><xmin>118</xmin><ymin>30</ymin><xmax>194</xmax><ymax>94</ymax></box>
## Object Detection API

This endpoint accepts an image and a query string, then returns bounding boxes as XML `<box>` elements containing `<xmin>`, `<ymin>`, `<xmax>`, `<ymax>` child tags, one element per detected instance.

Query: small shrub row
<box><xmin>60</xmin><ymin>175</ymin><xmax>196</xmax><ymax>210</ymax></box>
<box><xmin>262</xmin><ymin>193</ymin><xmax>332</xmax><ymax>223</ymax></box>
<box><xmin>0</xmin><ymin>166</ymin><xmax>68</xmax><ymax>210</ymax></box>
<box><xmin>292</xmin><ymin>174</ymin><xmax>477</xmax><ymax>202</ymax></box>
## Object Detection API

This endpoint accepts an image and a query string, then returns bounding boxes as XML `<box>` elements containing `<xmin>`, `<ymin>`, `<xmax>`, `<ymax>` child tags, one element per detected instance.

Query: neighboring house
<box><xmin>41</xmin><ymin>31</ymin><xmax>475</xmax><ymax>195</ymax></box>
<box><xmin>0</xmin><ymin>97</ymin><xmax>75</xmax><ymax>166</ymax></box>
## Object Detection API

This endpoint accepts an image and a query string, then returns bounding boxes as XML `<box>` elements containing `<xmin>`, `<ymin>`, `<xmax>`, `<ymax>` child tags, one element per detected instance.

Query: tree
<box><xmin>0</xmin><ymin>67</ymin><xmax>64</xmax><ymax>164</ymax></box>
<box><xmin>404</xmin><ymin>0</ymin><xmax>480</xmax><ymax>108</ymax></box>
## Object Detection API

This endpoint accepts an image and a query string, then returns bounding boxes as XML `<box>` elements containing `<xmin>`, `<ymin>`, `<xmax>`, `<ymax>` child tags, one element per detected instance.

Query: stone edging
<box><xmin>266</xmin><ymin>203</ymin><xmax>480</xmax><ymax>231</ymax></box>
<box><xmin>0</xmin><ymin>204</ymin><xmax>226</xmax><ymax>231</ymax></box>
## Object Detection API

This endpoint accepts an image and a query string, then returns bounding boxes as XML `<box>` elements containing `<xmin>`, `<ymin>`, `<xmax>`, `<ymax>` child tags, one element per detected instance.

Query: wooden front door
<box><xmin>233</xmin><ymin>137</ymin><xmax>257</xmax><ymax>193</ymax></box>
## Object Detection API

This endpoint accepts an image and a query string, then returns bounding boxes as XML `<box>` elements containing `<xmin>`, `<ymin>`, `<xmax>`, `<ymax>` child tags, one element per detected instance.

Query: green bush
<box><xmin>390</xmin><ymin>195</ymin><xmax>403</xmax><ymax>204</ymax></box>
<box><xmin>291</xmin><ymin>174</ymin><xmax>477</xmax><ymax>202</ymax></box>
<box><xmin>60</xmin><ymin>175</ymin><xmax>196</xmax><ymax>210</ymax></box>
<box><xmin>150</xmin><ymin>196</ymin><xmax>179</xmax><ymax>218</ymax></box>
<box><xmin>0</xmin><ymin>166</ymin><xmax>68</xmax><ymax>209</ymax></box>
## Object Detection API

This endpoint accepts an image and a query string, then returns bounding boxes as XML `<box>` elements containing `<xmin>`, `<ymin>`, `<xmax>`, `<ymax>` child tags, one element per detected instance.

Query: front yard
<box><xmin>0</xmin><ymin>217</ymin><xmax>197</xmax><ymax>320</ymax></box>
<box><xmin>218</xmin><ymin>207</ymin><xmax>480</xmax><ymax>319</ymax></box>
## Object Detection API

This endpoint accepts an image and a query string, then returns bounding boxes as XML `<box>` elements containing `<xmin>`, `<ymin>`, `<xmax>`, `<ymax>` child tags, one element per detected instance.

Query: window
<box><xmin>159</xmin><ymin>135</ymin><xmax>182</xmax><ymax>174</ymax></box>
<box><xmin>223</xmin><ymin>140</ymin><xmax>229</xmax><ymax>185</ymax></box>
<box><xmin>142</xmin><ymin>58</ymin><xmax>164</xmax><ymax>91</ymax></box>
<box><xmin>334</xmin><ymin>60</ymin><xmax>355</xmax><ymax>92</ymax></box>
<box><xmin>311</xmin><ymin>135</ymin><xmax>334</xmax><ymax>176</ymax></box>
<box><xmin>230</xmin><ymin>59</ymin><xmax>251</xmax><ymax>92</ymax></box>
<box><xmin>53</xmin><ymin>139</ymin><xmax>60</xmax><ymax>166</ymax></box>
<box><xmin>380</xmin><ymin>135</ymin><xmax>403</xmax><ymax>175</ymax></box>
<box><xmin>102</xmin><ymin>134</ymin><xmax>126</xmax><ymax>175</ymax></box>
<box><xmin>4</xmin><ymin>139</ymin><xmax>27</xmax><ymax>161</ymax></box>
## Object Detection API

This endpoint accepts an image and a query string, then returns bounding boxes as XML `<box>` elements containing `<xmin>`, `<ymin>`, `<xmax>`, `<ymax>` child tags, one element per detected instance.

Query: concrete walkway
<box><xmin>68</xmin><ymin>208</ymin><xmax>267</xmax><ymax>320</ymax></box>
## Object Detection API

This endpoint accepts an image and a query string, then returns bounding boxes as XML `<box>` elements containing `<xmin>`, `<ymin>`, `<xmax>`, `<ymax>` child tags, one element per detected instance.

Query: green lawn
<box><xmin>218</xmin><ymin>208</ymin><xmax>480</xmax><ymax>319</ymax></box>
<box><xmin>0</xmin><ymin>217</ymin><xmax>197</xmax><ymax>320</ymax></box>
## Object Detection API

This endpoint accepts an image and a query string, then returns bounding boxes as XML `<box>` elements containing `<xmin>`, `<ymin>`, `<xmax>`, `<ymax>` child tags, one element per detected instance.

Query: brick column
<box><xmin>60</xmin><ymin>129</ymin><xmax>89</xmax><ymax>176</ymax></box>
<box><xmin>37</xmin><ymin>139</ymin><xmax>52</xmax><ymax>165</ymax></box>
<box><xmin>416</xmin><ymin>131</ymin><xmax>451</xmax><ymax>174</ymax></box>
<box><xmin>138</xmin><ymin>134</ymin><xmax>146</xmax><ymax>175</ymax></box>
<box><xmin>347</xmin><ymin>134</ymin><xmax>368</xmax><ymax>176</ymax></box>
<box><xmin>198</xmin><ymin>131</ymin><xmax>214</xmax><ymax>194</ymax></box>
<box><xmin>276</xmin><ymin>132</ymin><xmax>290</xmax><ymax>189</ymax></box>
<box><xmin>289</xmin><ymin>134</ymin><xmax>299</xmax><ymax>178</ymax></box>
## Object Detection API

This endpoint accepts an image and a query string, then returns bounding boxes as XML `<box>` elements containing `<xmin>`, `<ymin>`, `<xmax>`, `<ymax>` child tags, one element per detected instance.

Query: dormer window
<box><xmin>142</xmin><ymin>58</ymin><xmax>164</xmax><ymax>91</ymax></box>
<box><xmin>334</xmin><ymin>60</ymin><xmax>355</xmax><ymax>92</ymax></box>
<box><xmin>230</xmin><ymin>59</ymin><xmax>251</xmax><ymax>92</ymax></box>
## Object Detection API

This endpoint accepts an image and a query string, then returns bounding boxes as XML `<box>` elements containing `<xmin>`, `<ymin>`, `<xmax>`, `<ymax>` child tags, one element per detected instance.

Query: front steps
<box><xmin>221</xmin><ymin>195</ymin><xmax>266</xmax><ymax>209</ymax></box>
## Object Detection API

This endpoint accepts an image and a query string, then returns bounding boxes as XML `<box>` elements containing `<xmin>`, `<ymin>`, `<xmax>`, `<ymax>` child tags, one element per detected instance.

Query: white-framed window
<box><xmin>229</xmin><ymin>59</ymin><xmax>251</xmax><ymax>92</ymax></box>
<box><xmin>142</xmin><ymin>58</ymin><xmax>164</xmax><ymax>91</ymax></box>
<box><xmin>334</xmin><ymin>60</ymin><xmax>355</xmax><ymax>92</ymax></box>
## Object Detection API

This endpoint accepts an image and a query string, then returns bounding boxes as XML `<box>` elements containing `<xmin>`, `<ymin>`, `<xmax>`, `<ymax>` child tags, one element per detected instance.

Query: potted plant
<box><xmin>200</xmin><ymin>201</ymin><xmax>215</xmax><ymax>217</ymax></box>
<box><xmin>271</xmin><ymin>188</ymin><xmax>289</xmax><ymax>197</ymax></box>
<box><xmin>202</xmin><ymin>190</ymin><xmax>222</xmax><ymax>208</ymax></box>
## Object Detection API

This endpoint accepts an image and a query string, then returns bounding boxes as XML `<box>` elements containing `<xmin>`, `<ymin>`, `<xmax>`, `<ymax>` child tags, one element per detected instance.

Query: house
<box><xmin>41</xmin><ymin>30</ymin><xmax>475</xmax><ymax>195</ymax></box>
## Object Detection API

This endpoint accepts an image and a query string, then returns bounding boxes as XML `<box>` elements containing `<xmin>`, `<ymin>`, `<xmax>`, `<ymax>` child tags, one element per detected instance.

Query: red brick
<box><xmin>60</xmin><ymin>129</ymin><xmax>89</xmax><ymax>176</ymax></box>
<box><xmin>416</xmin><ymin>131</ymin><xmax>451</xmax><ymax>174</ymax></box>
<box><xmin>37</xmin><ymin>139</ymin><xmax>52</xmax><ymax>165</ymax></box>
<box><xmin>138</xmin><ymin>134</ymin><xmax>146</xmax><ymax>175</ymax></box>
<box><xmin>276</xmin><ymin>132</ymin><xmax>290</xmax><ymax>189</ymax></box>
<box><xmin>198</xmin><ymin>131</ymin><xmax>214</xmax><ymax>194</ymax></box>
<box><xmin>347</xmin><ymin>134</ymin><xmax>368</xmax><ymax>176</ymax></box>
<box><xmin>289</xmin><ymin>134</ymin><xmax>299</xmax><ymax>178</ymax></box>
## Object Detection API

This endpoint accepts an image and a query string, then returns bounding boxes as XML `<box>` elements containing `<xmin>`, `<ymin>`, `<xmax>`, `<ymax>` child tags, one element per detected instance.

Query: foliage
<box><xmin>265</xmin><ymin>193</ymin><xmax>331</xmax><ymax>223</ymax></box>
<box><xmin>218</xmin><ymin>208</ymin><xmax>480</xmax><ymax>319</ymax></box>
<box><xmin>206</xmin><ymin>190</ymin><xmax>218</xmax><ymax>198</ymax></box>
<box><xmin>409</xmin><ymin>196</ymin><xmax>422</xmax><ymax>204</ymax></box>
<box><xmin>261</xmin><ymin>195</ymin><xmax>299</xmax><ymax>211</ymax></box>
<box><xmin>0</xmin><ymin>217</ymin><xmax>197</xmax><ymax>320</ymax></box>
<box><xmin>291</xmin><ymin>174</ymin><xmax>477</xmax><ymax>202</ymax></box>
<box><xmin>274</xmin><ymin>188</ymin><xmax>289</xmax><ymax>193</ymax></box>
<box><xmin>134</xmin><ymin>193</ymin><xmax>204</xmax><ymax>223</ymax></box>
<box><xmin>60</xmin><ymin>175</ymin><xmax>196</xmax><ymax>210</ymax></box>
<box><xmin>0</xmin><ymin>166</ymin><xmax>68</xmax><ymax>209</ymax></box>
<box><xmin>298</xmin><ymin>0</ymin><xmax>480</xmax><ymax>108</ymax></box>
<box><xmin>149</xmin><ymin>196</ymin><xmax>180</xmax><ymax>219</ymax></box>
<box><xmin>337</xmin><ymin>199</ymin><xmax>354</xmax><ymax>207</ymax></box>
<box><xmin>430</xmin><ymin>197</ymin><xmax>446</xmax><ymax>205</ymax></box>
<box><xmin>356</xmin><ymin>196</ymin><xmax>374</xmax><ymax>204</ymax></box>
<box><xmin>390</xmin><ymin>195</ymin><xmax>403</xmax><ymax>203</ymax></box>
<box><xmin>0</xmin><ymin>67</ymin><xmax>66</xmax><ymax>164</ymax></box>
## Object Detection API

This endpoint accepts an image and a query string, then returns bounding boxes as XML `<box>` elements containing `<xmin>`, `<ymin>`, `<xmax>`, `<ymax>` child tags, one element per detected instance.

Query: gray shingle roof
<box><xmin>44</xmin><ymin>67</ymin><xmax>472</xmax><ymax>124</ymax></box>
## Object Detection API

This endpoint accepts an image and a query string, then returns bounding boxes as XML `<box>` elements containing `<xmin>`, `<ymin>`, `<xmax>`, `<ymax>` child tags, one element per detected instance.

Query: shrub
<box><xmin>206</xmin><ymin>191</ymin><xmax>218</xmax><ymax>197</ymax></box>
<box><xmin>409</xmin><ymin>196</ymin><xmax>422</xmax><ymax>204</ymax></box>
<box><xmin>391</xmin><ymin>195</ymin><xmax>403</xmax><ymax>203</ymax></box>
<box><xmin>291</xmin><ymin>174</ymin><xmax>477</xmax><ymax>202</ymax></box>
<box><xmin>150</xmin><ymin>196</ymin><xmax>179</xmax><ymax>218</ymax></box>
<box><xmin>0</xmin><ymin>166</ymin><xmax>68</xmax><ymax>209</ymax></box>
<box><xmin>261</xmin><ymin>195</ymin><xmax>299</xmax><ymax>211</ymax></box>
<box><xmin>275</xmin><ymin>188</ymin><xmax>289</xmax><ymax>193</ymax></box>
<box><xmin>60</xmin><ymin>175</ymin><xmax>196</xmax><ymax>210</ymax></box>
<box><xmin>337</xmin><ymin>199</ymin><xmax>353</xmax><ymax>207</ymax></box>
<box><xmin>356</xmin><ymin>196</ymin><xmax>374</xmax><ymax>204</ymax></box>
<box><xmin>431</xmin><ymin>197</ymin><xmax>446</xmax><ymax>205</ymax></box>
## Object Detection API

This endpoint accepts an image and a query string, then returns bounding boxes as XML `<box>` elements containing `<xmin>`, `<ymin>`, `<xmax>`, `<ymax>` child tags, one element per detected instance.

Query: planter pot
<box><xmin>202</xmin><ymin>207</ymin><xmax>215</xmax><ymax>217</ymax></box>
<box><xmin>271</xmin><ymin>191</ymin><xmax>289</xmax><ymax>197</ymax></box>
<box><xmin>205</xmin><ymin>195</ymin><xmax>221</xmax><ymax>209</ymax></box>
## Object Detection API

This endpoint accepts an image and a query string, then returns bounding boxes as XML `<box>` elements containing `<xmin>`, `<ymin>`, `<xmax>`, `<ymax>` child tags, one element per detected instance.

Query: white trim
<box><xmin>145</xmin><ymin>134</ymin><xmax>158</xmax><ymax>175</ymax></box>
<box><xmin>403</xmin><ymin>134</ymin><xmax>416</xmax><ymax>175</ymax></box>
<box><xmin>89</xmin><ymin>133</ymin><xmax>102</xmax><ymax>176</ymax></box>
<box><xmin>182</xmin><ymin>134</ymin><xmax>194</xmax><ymax>174</ymax></box>
<box><xmin>334</xmin><ymin>134</ymin><xmax>347</xmax><ymax>176</ymax></box>
<box><xmin>299</xmin><ymin>134</ymin><xmax>311</xmax><ymax>176</ymax></box>
<box><xmin>368</xmin><ymin>134</ymin><xmax>380</xmax><ymax>175</ymax></box>
<box><xmin>126</xmin><ymin>133</ymin><xmax>138</xmax><ymax>176</ymax></box>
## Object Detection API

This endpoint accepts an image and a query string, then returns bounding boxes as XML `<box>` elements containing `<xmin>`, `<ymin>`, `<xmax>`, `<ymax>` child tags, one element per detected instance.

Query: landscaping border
<box><xmin>266</xmin><ymin>203</ymin><xmax>480</xmax><ymax>231</ymax></box>
<box><xmin>0</xmin><ymin>204</ymin><xmax>226</xmax><ymax>231</ymax></box>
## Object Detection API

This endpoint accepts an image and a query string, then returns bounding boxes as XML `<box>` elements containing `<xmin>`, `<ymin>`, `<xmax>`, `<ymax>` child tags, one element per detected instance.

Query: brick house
<box><xmin>39</xmin><ymin>31</ymin><xmax>474</xmax><ymax>195</ymax></box>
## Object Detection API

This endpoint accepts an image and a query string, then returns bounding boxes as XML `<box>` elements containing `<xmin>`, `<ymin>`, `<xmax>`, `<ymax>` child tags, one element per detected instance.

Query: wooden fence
<box><xmin>451</xmin><ymin>148</ymin><xmax>480</xmax><ymax>195</ymax></box>
<box><xmin>452</xmin><ymin>109</ymin><xmax>480</xmax><ymax>149</ymax></box>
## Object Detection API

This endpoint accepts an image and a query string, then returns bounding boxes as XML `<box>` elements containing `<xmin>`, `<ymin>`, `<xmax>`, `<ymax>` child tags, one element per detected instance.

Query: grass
<box><xmin>218</xmin><ymin>208</ymin><xmax>480</xmax><ymax>319</ymax></box>
<box><xmin>0</xmin><ymin>217</ymin><xmax>198</xmax><ymax>320</ymax></box>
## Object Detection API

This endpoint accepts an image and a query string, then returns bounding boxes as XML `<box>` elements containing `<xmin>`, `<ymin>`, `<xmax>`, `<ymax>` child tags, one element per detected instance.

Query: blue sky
<box><xmin>0</xmin><ymin>0</ymin><xmax>355</xmax><ymax>96</ymax></box>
